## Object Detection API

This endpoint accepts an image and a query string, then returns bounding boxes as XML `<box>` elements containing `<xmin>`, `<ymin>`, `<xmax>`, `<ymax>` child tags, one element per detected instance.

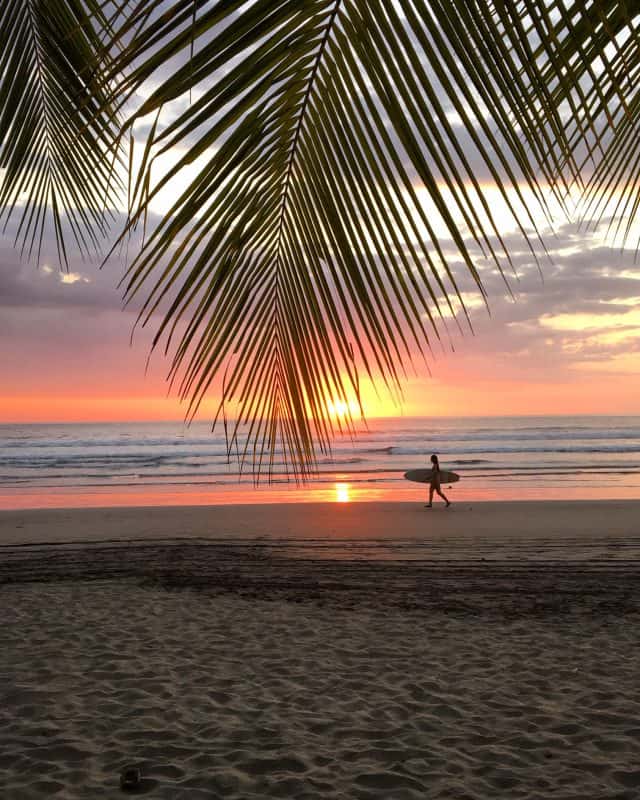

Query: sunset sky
<box><xmin>2</xmin><ymin>9</ymin><xmax>640</xmax><ymax>425</ymax></box>
<box><xmin>2</xmin><ymin>205</ymin><xmax>639</xmax><ymax>423</ymax></box>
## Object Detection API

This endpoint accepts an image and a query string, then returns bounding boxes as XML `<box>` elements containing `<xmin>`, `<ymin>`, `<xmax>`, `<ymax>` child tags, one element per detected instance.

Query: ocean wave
<box><xmin>5</xmin><ymin>427</ymin><xmax>640</xmax><ymax>453</ymax></box>
<box><xmin>368</xmin><ymin>445</ymin><xmax>640</xmax><ymax>456</ymax></box>
<box><xmin>3</xmin><ymin>443</ymin><xmax>640</xmax><ymax>478</ymax></box>
<box><xmin>317</xmin><ymin>457</ymin><xmax>366</xmax><ymax>465</ymax></box>
<box><xmin>3</xmin><ymin>466</ymin><xmax>640</xmax><ymax>492</ymax></box>
<box><xmin>3</xmin><ymin>461</ymin><xmax>640</xmax><ymax>487</ymax></box>
<box><xmin>2</xmin><ymin>418</ymin><xmax>640</xmax><ymax>496</ymax></box>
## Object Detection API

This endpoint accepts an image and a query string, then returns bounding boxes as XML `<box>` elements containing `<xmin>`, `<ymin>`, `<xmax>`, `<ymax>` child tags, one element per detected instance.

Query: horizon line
<box><xmin>1</xmin><ymin>412</ymin><xmax>639</xmax><ymax>426</ymax></box>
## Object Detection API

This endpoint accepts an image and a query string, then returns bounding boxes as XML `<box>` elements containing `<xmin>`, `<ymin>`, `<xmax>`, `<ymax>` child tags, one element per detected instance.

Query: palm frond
<box><xmin>568</xmin><ymin>3</ymin><xmax>640</xmax><ymax>244</ymax></box>
<box><xmin>524</xmin><ymin>0</ymin><xmax>640</xmax><ymax>240</ymax></box>
<box><xmin>104</xmin><ymin>0</ymin><xmax>593</xmax><ymax>478</ymax></box>
<box><xmin>0</xmin><ymin>0</ymin><xmax>124</xmax><ymax>264</ymax></box>
<box><xmin>4</xmin><ymin>1</ymin><xmax>637</xmax><ymax>479</ymax></box>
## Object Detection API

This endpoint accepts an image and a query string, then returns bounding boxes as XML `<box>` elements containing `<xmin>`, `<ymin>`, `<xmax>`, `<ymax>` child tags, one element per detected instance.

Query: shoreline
<box><xmin>3</xmin><ymin>482</ymin><xmax>640</xmax><ymax>511</ymax></box>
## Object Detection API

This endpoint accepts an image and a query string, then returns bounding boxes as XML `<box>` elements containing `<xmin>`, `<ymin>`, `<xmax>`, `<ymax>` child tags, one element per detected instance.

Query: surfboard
<box><xmin>404</xmin><ymin>468</ymin><xmax>460</xmax><ymax>484</ymax></box>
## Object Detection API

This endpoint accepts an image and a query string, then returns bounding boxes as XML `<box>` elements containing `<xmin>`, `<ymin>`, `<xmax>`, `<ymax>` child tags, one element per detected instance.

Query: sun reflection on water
<box><xmin>335</xmin><ymin>482</ymin><xmax>350</xmax><ymax>502</ymax></box>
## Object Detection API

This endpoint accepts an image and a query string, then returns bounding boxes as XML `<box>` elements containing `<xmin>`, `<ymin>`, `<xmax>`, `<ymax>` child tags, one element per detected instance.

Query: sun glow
<box><xmin>327</xmin><ymin>398</ymin><xmax>361</xmax><ymax>419</ymax></box>
<box><xmin>335</xmin><ymin>482</ymin><xmax>351</xmax><ymax>503</ymax></box>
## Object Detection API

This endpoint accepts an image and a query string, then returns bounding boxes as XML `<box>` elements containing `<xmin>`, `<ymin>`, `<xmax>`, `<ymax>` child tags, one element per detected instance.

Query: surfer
<box><xmin>426</xmin><ymin>454</ymin><xmax>451</xmax><ymax>508</ymax></box>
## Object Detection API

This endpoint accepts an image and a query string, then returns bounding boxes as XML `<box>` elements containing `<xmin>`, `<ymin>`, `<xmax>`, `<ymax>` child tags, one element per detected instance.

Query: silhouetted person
<box><xmin>426</xmin><ymin>454</ymin><xmax>450</xmax><ymax>508</ymax></box>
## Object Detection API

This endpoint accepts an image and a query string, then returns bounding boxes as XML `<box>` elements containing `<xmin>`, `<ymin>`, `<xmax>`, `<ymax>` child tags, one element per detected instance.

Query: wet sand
<box><xmin>2</xmin><ymin>499</ymin><xmax>640</xmax><ymax>547</ymax></box>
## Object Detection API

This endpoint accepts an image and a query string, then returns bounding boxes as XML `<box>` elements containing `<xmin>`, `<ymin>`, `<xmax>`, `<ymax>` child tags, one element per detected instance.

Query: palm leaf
<box><xmin>523</xmin><ymin>1</ymin><xmax>640</xmax><ymax>241</ymax></box>
<box><xmin>6</xmin><ymin>1</ymin><xmax>635</xmax><ymax>479</ymax></box>
<box><xmin>0</xmin><ymin>0</ymin><xmax>124</xmax><ymax>264</ymax></box>
<box><xmin>104</xmin><ymin>0</ymin><xmax>597</xmax><ymax>479</ymax></box>
<box><xmin>564</xmin><ymin>2</ymin><xmax>640</xmax><ymax>245</ymax></box>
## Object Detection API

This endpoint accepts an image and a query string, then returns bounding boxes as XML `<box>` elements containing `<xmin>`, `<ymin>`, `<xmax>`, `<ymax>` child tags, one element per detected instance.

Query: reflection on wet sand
<box><xmin>3</xmin><ymin>479</ymin><xmax>640</xmax><ymax>510</ymax></box>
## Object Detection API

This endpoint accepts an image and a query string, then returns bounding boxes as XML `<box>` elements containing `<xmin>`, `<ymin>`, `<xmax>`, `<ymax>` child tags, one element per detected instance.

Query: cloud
<box><xmin>0</xmin><ymin>211</ymin><xmax>165</xmax><ymax>314</ymax></box>
<box><xmin>59</xmin><ymin>272</ymin><xmax>91</xmax><ymax>285</ymax></box>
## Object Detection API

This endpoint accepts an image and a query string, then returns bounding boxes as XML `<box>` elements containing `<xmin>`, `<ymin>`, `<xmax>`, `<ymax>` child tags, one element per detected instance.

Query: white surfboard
<box><xmin>404</xmin><ymin>468</ymin><xmax>460</xmax><ymax>484</ymax></box>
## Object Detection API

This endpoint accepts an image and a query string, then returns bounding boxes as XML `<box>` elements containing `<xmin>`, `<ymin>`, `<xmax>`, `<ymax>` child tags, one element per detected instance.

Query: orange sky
<box><xmin>1</xmin><ymin>209</ymin><xmax>639</xmax><ymax>424</ymax></box>
<box><xmin>1</xmin><ymin>365</ymin><xmax>637</xmax><ymax>423</ymax></box>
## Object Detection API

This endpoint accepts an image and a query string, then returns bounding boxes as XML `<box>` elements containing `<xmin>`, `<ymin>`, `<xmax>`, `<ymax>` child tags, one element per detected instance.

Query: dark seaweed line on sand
<box><xmin>1</xmin><ymin>541</ymin><xmax>639</xmax><ymax>618</ymax></box>
<box><xmin>3</xmin><ymin>535</ymin><xmax>640</xmax><ymax>551</ymax></box>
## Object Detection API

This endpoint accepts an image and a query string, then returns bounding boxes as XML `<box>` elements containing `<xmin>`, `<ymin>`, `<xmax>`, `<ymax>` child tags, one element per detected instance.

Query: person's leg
<box><xmin>437</xmin><ymin>488</ymin><xmax>451</xmax><ymax>507</ymax></box>
<box><xmin>426</xmin><ymin>484</ymin><xmax>434</xmax><ymax>507</ymax></box>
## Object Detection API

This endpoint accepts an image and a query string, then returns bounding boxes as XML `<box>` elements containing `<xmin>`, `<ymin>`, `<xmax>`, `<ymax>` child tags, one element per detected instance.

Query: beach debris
<box><xmin>119</xmin><ymin>766</ymin><xmax>142</xmax><ymax>792</ymax></box>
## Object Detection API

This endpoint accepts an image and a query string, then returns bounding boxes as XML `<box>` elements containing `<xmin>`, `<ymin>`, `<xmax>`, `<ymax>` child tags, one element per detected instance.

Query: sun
<box><xmin>328</xmin><ymin>399</ymin><xmax>347</xmax><ymax>418</ymax></box>
<box><xmin>323</xmin><ymin>374</ymin><xmax>406</xmax><ymax>419</ymax></box>
<box><xmin>327</xmin><ymin>398</ymin><xmax>362</xmax><ymax>420</ymax></box>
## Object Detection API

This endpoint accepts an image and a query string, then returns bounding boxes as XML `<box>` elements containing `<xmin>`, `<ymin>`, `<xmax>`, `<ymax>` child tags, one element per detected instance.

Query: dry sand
<box><xmin>1</xmin><ymin>501</ymin><xmax>640</xmax><ymax>799</ymax></box>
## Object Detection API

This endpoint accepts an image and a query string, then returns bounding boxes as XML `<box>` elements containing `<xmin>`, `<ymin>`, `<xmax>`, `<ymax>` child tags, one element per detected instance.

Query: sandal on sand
<box><xmin>120</xmin><ymin>767</ymin><xmax>142</xmax><ymax>792</ymax></box>
<box><xmin>424</xmin><ymin>504</ymin><xmax>432</xmax><ymax>508</ymax></box>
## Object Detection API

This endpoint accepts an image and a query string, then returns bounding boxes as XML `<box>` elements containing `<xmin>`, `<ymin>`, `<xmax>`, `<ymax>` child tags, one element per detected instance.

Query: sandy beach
<box><xmin>2</xmin><ymin>501</ymin><xmax>640</xmax><ymax>798</ymax></box>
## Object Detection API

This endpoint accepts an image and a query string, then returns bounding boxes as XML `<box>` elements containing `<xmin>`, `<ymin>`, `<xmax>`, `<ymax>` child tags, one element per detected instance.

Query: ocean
<box><xmin>1</xmin><ymin>416</ymin><xmax>639</xmax><ymax>509</ymax></box>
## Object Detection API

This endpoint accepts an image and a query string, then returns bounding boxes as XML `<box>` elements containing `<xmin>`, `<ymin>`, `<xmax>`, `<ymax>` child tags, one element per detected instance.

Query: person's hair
<box><xmin>430</xmin><ymin>454</ymin><xmax>438</xmax><ymax>465</ymax></box>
